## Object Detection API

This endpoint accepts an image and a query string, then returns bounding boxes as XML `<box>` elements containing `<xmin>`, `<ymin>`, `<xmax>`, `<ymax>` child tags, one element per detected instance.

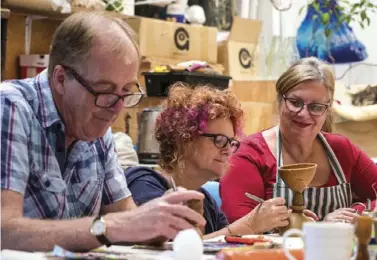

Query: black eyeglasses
<box><xmin>282</xmin><ymin>95</ymin><xmax>330</xmax><ymax>116</ymax></box>
<box><xmin>200</xmin><ymin>133</ymin><xmax>240</xmax><ymax>153</ymax></box>
<box><xmin>62</xmin><ymin>65</ymin><xmax>144</xmax><ymax>108</ymax></box>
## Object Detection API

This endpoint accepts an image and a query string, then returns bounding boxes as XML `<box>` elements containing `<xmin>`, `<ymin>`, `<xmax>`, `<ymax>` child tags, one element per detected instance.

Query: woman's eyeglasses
<box><xmin>282</xmin><ymin>95</ymin><xmax>330</xmax><ymax>116</ymax></box>
<box><xmin>200</xmin><ymin>133</ymin><xmax>240</xmax><ymax>153</ymax></box>
<box><xmin>62</xmin><ymin>65</ymin><xmax>144</xmax><ymax>108</ymax></box>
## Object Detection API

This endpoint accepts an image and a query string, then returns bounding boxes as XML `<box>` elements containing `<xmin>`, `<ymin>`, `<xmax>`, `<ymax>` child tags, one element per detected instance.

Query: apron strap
<box><xmin>317</xmin><ymin>132</ymin><xmax>347</xmax><ymax>184</ymax></box>
<box><xmin>275</xmin><ymin>126</ymin><xmax>291</xmax><ymax>200</ymax></box>
<box><xmin>275</xmin><ymin>126</ymin><xmax>283</xmax><ymax>181</ymax></box>
<box><xmin>275</xmin><ymin>127</ymin><xmax>347</xmax><ymax>185</ymax></box>
<box><xmin>274</xmin><ymin>126</ymin><xmax>351</xmax><ymax>215</ymax></box>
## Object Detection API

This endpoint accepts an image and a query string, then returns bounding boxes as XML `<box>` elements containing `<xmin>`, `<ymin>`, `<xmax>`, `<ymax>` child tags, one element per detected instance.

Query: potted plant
<box><xmin>296</xmin><ymin>0</ymin><xmax>377</xmax><ymax>63</ymax></box>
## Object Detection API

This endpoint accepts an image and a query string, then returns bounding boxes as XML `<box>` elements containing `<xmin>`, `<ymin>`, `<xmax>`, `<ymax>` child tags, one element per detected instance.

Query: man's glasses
<box><xmin>282</xmin><ymin>95</ymin><xmax>330</xmax><ymax>116</ymax></box>
<box><xmin>62</xmin><ymin>65</ymin><xmax>144</xmax><ymax>108</ymax></box>
<box><xmin>200</xmin><ymin>133</ymin><xmax>240</xmax><ymax>153</ymax></box>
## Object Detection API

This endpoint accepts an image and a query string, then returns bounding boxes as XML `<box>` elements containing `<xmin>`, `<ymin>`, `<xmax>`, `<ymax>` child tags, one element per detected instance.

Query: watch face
<box><xmin>92</xmin><ymin>220</ymin><xmax>106</xmax><ymax>236</ymax></box>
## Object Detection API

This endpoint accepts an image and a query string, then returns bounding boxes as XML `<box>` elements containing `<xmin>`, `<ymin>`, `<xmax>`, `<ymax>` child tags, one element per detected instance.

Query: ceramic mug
<box><xmin>282</xmin><ymin>222</ymin><xmax>357</xmax><ymax>260</ymax></box>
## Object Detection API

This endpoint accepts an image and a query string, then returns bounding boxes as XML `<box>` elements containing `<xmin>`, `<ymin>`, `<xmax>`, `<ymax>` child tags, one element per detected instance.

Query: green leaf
<box><xmin>312</xmin><ymin>14</ymin><xmax>318</xmax><ymax>21</ymax></box>
<box><xmin>366</xmin><ymin>17</ymin><xmax>371</xmax><ymax>26</ymax></box>
<box><xmin>334</xmin><ymin>9</ymin><xmax>340</xmax><ymax>18</ymax></box>
<box><xmin>313</xmin><ymin>2</ymin><xmax>320</xmax><ymax>13</ymax></box>
<box><xmin>321</xmin><ymin>13</ymin><xmax>330</xmax><ymax>24</ymax></box>
<box><xmin>337</xmin><ymin>5</ymin><xmax>345</xmax><ymax>11</ymax></box>
<box><xmin>325</xmin><ymin>28</ymin><xmax>332</xmax><ymax>38</ymax></box>
<box><xmin>339</xmin><ymin>14</ymin><xmax>347</xmax><ymax>23</ymax></box>
<box><xmin>299</xmin><ymin>5</ymin><xmax>305</xmax><ymax>15</ymax></box>
<box><xmin>346</xmin><ymin>16</ymin><xmax>352</xmax><ymax>24</ymax></box>
<box><xmin>361</xmin><ymin>10</ymin><xmax>367</xmax><ymax>21</ymax></box>
<box><xmin>359</xmin><ymin>21</ymin><xmax>365</xmax><ymax>29</ymax></box>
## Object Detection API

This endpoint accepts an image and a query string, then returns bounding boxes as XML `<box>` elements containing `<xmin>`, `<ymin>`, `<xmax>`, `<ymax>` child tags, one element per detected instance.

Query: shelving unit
<box><xmin>134</xmin><ymin>0</ymin><xmax>175</xmax><ymax>7</ymax></box>
<box><xmin>1</xmin><ymin>8</ymin><xmax>11</xmax><ymax>81</ymax></box>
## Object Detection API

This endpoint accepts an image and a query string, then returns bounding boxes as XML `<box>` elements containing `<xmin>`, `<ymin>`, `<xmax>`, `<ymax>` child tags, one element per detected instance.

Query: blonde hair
<box><xmin>48</xmin><ymin>11</ymin><xmax>140</xmax><ymax>77</ymax></box>
<box><xmin>276</xmin><ymin>57</ymin><xmax>335</xmax><ymax>132</ymax></box>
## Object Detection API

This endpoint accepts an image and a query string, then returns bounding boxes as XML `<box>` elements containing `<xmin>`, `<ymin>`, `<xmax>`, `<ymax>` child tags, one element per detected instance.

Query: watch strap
<box><xmin>93</xmin><ymin>216</ymin><xmax>112</xmax><ymax>247</ymax></box>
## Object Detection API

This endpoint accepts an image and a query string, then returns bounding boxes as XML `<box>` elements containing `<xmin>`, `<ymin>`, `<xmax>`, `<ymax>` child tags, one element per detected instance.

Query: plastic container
<box><xmin>143</xmin><ymin>71</ymin><xmax>231</xmax><ymax>96</ymax></box>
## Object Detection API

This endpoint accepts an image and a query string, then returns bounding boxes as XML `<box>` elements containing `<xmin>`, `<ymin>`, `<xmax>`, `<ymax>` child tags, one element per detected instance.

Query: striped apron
<box><xmin>273</xmin><ymin>127</ymin><xmax>352</xmax><ymax>220</ymax></box>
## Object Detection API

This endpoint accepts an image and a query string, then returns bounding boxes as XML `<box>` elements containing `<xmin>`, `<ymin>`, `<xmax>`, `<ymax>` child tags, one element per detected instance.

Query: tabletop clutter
<box><xmin>45</xmin><ymin>211</ymin><xmax>377</xmax><ymax>260</ymax></box>
<box><xmin>5</xmin><ymin>163</ymin><xmax>377</xmax><ymax>260</ymax></box>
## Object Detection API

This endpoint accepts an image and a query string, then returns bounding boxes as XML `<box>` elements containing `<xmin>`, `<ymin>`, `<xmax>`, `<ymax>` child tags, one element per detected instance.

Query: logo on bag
<box><xmin>239</xmin><ymin>48</ymin><xmax>252</xmax><ymax>69</ymax></box>
<box><xmin>174</xmin><ymin>27</ymin><xmax>190</xmax><ymax>51</ymax></box>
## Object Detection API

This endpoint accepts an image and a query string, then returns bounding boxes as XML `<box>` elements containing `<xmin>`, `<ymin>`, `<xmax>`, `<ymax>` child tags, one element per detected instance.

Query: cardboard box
<box><xmin>334</xmin><ymin>118</ymin><xmax>377</xmax><ymax>158</ymax></box>
<box><xmin>231</xmin><ymin>80</ymin><xmax>278</xmax><ymax>133</ymax></box>
<box><xmin>124</xmin><ymin>17</ymin><xmax>218</xmax><ymax>63</ymax></box>
<box><xmin>230</xmin><ymin>80</ymin><xmax>277</xmax><ymax>104</ymax></box>
<box><xmin>218</xmin><ymin>17</ymin><xmax>262</xmax><ymax>80</ymax></box>
<box><xmin>241</xmin><ymin>101</ymin><xmax>274</xmax><ymax>135</ymax></box>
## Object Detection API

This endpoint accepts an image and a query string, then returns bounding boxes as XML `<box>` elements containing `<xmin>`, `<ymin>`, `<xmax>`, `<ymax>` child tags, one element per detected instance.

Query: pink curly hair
<box><xmin>155</xmin><ymin>82</ymin><xmax>244</xmax><ymax>172</ymax></box>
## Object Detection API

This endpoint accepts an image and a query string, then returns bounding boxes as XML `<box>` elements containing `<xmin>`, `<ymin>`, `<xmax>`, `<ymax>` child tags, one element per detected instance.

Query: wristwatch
<box><xmin>90</xmin><ymin>216</ymin><xmax>112</xmax><ymax>247</ymax></box>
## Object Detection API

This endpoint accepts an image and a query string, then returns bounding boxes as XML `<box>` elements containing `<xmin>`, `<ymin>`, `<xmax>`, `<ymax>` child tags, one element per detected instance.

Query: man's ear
<box><xmin>51</xmin><ymin>65</ymin><xmax>66</xmax><ymax>95</ymax></box>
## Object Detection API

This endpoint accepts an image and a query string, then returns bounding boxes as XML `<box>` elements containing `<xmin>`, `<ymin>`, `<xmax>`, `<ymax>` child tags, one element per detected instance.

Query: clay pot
<box><xmin>186</xmin><ymin>199</ymin><xmax>204</xmax><ymax>215</ymax></box>
<box><xmin>145</xmin><ymin>236</ymin><xmax>169</xmax><ymax>246</ymax></box>
<box><xmin>278</xmin><ymin>163</ymin><xmax>317</xmax><ymax>235</ymax></box>
<box><xmin>278</xmin><ymin>163</ymin><xmax>317</xmax><ymax>193</ymax></box>
<box><xmin>186</xmin><ymin>199</ymin><xmax>205</xmax><ymax>236</ymax></box>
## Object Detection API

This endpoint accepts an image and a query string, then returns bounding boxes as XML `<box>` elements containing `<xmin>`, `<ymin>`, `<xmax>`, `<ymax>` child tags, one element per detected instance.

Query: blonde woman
<box><xmin>221</xmin><ymin>57</ymin><xmax>377</xmax><ymax>225</ymax></box>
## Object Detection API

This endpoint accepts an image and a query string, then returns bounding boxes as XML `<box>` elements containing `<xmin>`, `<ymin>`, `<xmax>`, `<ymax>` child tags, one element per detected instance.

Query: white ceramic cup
<box><xmin>282</xmin><ymin>222</ymin><xmax>357</xmax><ymax>260</ymax></box>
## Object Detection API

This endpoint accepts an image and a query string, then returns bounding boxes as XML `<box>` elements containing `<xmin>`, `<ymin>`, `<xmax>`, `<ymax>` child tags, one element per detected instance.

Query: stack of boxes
<box><xmin>111</xmin><ymin>16</ymin><xmax>221</xmax><ymax>142</ymax></box>
<box><xmin>218</xmin><ymin>16</ymin><xmax>277</xmax><ymax>135</ymax></box>
<box><xmin>112</xmin><ymin>16</ymin><xmax>278</xmax><ymax>141</ymax></box>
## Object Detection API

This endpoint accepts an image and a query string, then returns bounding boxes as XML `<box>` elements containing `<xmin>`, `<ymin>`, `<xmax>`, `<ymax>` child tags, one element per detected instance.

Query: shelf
<box><xmin>134</xmin><ymin>0</ymin><xmax>175</xmax><ymax>7</ymax></box>
<box><xmin>1</xmin><ymin>8</ymin><xmax>11</xmax><ymax>19</ymax></box>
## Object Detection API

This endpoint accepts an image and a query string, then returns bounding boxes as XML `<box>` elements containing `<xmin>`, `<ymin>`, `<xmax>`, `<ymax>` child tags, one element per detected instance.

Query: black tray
<box><xmin>143</xmin><ymin>71</ymin><xmax>231</xmax><ymax>96</ymax></box>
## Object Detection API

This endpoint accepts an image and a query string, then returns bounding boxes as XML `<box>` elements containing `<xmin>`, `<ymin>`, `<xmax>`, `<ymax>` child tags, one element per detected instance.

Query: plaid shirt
<box><xmin>1</xmin><ymin>70</ymin><xmax>131</xmax><ymax>219</ymax></box>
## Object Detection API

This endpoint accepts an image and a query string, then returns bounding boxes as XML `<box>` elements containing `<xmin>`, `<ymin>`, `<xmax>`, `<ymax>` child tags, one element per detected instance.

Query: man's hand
<box><xmin>105</xmin><ymin>190</ymin><xmax>206</xmax><ymax>243</ymax></box>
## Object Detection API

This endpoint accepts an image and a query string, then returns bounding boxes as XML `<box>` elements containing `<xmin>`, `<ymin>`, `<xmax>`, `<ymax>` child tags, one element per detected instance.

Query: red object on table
<box><xmin>224</xmin><ymin>235</ymin><xmax>272</xmax><ymax>245</ymax></box>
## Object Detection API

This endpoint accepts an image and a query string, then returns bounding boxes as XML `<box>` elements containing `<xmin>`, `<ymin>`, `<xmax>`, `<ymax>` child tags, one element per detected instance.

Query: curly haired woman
<box><xmin>125</xmin><ymin>83</ymin><xmax>291</xmax><ymax>238</ymax></box>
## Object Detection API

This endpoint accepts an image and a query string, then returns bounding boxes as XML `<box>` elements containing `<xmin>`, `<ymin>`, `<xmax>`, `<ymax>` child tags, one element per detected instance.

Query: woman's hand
<box><xmin>303</xmin><ymin>209</ymin><xmax>319</xmax><ymax>221</ymax></box>
<box><xmin>323</xmin><ymin>208</ymin><xmax>359</xmax><ymax>223</ymax></box>
<box><xmin>228</xmin><ymin>197</ymin><xmax>290</xmax><ymax>235</ymax></box>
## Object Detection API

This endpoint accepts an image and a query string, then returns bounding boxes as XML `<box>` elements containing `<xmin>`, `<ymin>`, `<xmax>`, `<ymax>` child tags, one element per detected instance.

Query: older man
<box><xmin>1</xmin><ymin>11</ymin><xmax>205</xmax><ymax>252</ymax></box>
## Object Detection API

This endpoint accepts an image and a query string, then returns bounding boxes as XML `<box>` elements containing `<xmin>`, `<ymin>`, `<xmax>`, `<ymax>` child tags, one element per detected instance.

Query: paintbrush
<box><xmin>245</xmin><ymin>192</ymin><xmax>265</xmax><ymax>204</ymax></box>
<box><xmin>169</xmin><ymin>176</ymin><xmax>177</xmax><ymax>191</ymax></box>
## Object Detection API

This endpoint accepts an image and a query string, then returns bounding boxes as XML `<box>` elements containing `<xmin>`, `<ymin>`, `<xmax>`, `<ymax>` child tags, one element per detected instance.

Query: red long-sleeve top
<box><xmin>220</xmin><ymin>131</ymin><xmax>377</xmax><ymax>223</ymax></box>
